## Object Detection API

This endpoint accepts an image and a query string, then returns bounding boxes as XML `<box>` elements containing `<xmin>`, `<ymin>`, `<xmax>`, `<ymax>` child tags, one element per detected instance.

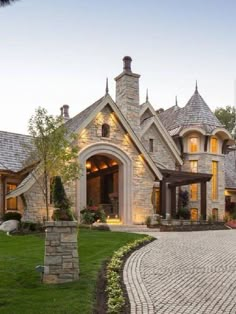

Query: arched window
<box><xmin>210</xmin><ymin>137</ymin><xmax>218</xmax><ymax>153</ymax></box>
<box><xmin>189</xmin><ymin>136</ymin><xmax>199</xmax><ymax>152</ymax></box>
<box><xmin>102</xmin><ymin>124</ymin><xmax>110</xmax><ymax>138</ymax></box>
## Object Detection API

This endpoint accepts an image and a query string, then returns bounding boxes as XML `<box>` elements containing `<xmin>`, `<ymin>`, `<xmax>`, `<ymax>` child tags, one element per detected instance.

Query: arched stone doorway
<box><xmin>77</xmin><ymin>143</ymin><xmax>133</xmax><ymax>224</ymax></box>
<box><xmin>86</xmin><ymin>154</ymin><xmax>119</xmax><ymax>217</ymax></box>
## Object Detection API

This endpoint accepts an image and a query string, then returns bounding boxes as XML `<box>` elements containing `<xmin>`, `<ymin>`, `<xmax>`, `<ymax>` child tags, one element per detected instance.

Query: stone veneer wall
<box><xmin>22</xmin><ymin>179</ymin><xmax>54</xmax><ymax>222</ymax></box>
<box><xmin>141</xmin><ymin>124</ymin><xmax>176</xmax><ymax>169</ymax></box>
<box><xmin>182</xmin><ymin>153</ymin><xmax>225</xmax><ymax>220</ymax></box>
<box><xmin>43</xmin><ymin>221</ymin><xmax>79</xmax><ymax>284</ymax></box>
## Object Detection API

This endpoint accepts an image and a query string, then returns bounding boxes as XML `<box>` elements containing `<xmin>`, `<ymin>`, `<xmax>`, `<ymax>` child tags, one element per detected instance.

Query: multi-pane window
<box><xmin>210</xmin><ymin>137</ymin><xmax>218</xmax><ymax>153</ymax></box>
<box><xmin>7</xmin><ymin>183</ymin><xmax>17</xmax><ymax>210</ymax></box>
<box><xmin>189</xmin><ymin>137</ymin><xmax>199</xmax><ymax>152</ymax></box>
<box><xmin>212</xmin><ymin>161</ymin><xmax>218</xmax><ymax>200</ymax></box>
<box><xmin>190</xmin><ymin>161</ymin><xmax>198</xmax><ymax>200</ymax></box>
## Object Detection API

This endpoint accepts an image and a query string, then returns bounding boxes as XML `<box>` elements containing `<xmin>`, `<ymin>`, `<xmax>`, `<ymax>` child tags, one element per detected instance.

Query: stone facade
<box><xmin>76</xmin><ymin>105</ymin><xmax>155</xmax><ymax>224</ymax></box>
<box><xmin>22</xmin><ymin>178</ymin><xmax>54</xmax><ymax>222</ymax></box>
<box><xmin>43</xmin><ymin>221</ymin><xmax>79</xmax><ymax>284</ymax></box>
<box><xmin>3</xmin><ymin>56</ymin><xmax>234</xmax><ymax>225</ymax></box>
<box><xmin>141</xmin><ymin>124</ymin><xmax>176</xmax><ymax>169</ymax></box>
<box><xmin>181</xmin><ymin>136</ymin><xmax>226</xmax><ymax>220</ymax></box>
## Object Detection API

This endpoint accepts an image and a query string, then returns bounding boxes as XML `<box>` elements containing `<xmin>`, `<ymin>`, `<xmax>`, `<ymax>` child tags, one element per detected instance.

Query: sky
<box><xmin>0</xmin><ymin>0</ymin><xmax>236</xmax><ymax>134</ymax></box>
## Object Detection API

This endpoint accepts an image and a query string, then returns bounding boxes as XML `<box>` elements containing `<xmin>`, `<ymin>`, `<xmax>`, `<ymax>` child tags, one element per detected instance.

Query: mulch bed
<box><xmin>93</xmin><ymin>238</ymin><xmax>155</xmax><ymax>314</ymax></box>
<box><xmin>225</xmin><ymin>220</ymin><xmax>236</xmax><ymax>229</ymax></box>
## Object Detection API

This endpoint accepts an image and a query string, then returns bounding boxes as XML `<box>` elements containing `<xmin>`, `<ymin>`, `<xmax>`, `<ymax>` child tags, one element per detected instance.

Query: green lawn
<box><xmin>0</xmin><ymin>229</ymin><xmax>145</xmax><ymax>314</ymax></box>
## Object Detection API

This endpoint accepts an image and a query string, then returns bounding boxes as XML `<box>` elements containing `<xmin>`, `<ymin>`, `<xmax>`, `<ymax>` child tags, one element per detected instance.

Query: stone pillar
<box><xmin>43</xmin><ymin>221</ymin><xmax>79</xmax><ymax>284</ymax></box>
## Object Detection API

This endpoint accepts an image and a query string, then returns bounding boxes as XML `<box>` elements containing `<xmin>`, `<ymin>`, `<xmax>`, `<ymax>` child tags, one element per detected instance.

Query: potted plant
<box><xmin>51</xmin><ymin>176</ymin><xmax>73</xmax><ymax>221</ymax></box>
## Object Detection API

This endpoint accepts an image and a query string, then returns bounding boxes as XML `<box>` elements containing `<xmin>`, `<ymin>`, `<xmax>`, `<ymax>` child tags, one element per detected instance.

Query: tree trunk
<box><xmin>44</xmin><ymin>170</ymin><xmax>49</xmax><ymax>220</ymax></box>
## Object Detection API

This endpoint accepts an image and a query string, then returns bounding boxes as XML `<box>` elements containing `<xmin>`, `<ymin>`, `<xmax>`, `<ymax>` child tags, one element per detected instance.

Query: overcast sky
<box><xmin>0</xmin><ymin>0</ymin><xmax>236</xmax><ymax>134</ymax></box>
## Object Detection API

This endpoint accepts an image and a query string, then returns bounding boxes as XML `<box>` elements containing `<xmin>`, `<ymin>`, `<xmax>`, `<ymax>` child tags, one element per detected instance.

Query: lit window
<box><xmin>102</xmin><ymin>124</ymin><xmax>110</xmax><ymax>138</ymax></box>
<box><xmin>189</xmin><ymin>137</ymin><xmax>198</xmax><ymax>152</ymax></box>
<box><xmin>190</xmin><ymin>208</ymin><xmax>198</xmax><ymax>221</ymax></box>
<box><xmin>210</xmin><ymin>137</ymin><xmax>218</xmax><ymax>153</ymax></box>
<box><xmin>190</xmin><ymin>161</ymin><xmax>198</xmax><ymax>200</ymax></box>
<box><xmin>149</xmin><ymin>139</ymin><xmax>154</xmax><ymax>152</ymax></box>
<box><xmin>212</xmin><ymin>208</ymin><xmax>218</xmax><ymax>221</ymax></box>
<box><xmin>212</xmin><ymin>161</ymin><xmax>218</xmax><ymax>200</ymax></box>
<box><xmin>7</xmin><ymin>183</ymin><xmax>17</xmax><ymax>210</ymax></box>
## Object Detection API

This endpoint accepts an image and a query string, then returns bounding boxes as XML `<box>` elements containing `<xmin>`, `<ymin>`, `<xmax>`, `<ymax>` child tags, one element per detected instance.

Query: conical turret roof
<box><xmin>158</xmin><ymin>86</ymin><xmax>223</xmax><ymax>135</ymax></box>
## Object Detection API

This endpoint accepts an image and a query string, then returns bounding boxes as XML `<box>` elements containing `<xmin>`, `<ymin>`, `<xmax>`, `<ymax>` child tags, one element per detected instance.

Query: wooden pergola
<box><xmin>159</xmin><ymin>169</ymin><xmax>212</xmax><ymax>220</ymax></box>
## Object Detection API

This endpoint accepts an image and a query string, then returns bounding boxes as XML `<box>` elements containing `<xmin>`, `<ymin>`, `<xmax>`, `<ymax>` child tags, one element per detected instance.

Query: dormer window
<box><xmin>210</xmin><ymin>137</ymin><xmax>218</xmax><ymax>153</ymax></box>
<box><xmin>102</xmin><ymin>124</ymin><xmax>110</xmax><ymax>138</ymax></box>
<box><xmin>189</xmin><ymin>136</ymin><xmax>199</xmax><ymax>153</ymax></box>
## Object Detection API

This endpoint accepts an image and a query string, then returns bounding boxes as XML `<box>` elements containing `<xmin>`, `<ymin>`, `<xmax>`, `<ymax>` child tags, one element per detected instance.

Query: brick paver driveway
<box><xmin>123</xmin><ymin>230</ymin><xmax>236</xmax><ymax>314</ymax></box>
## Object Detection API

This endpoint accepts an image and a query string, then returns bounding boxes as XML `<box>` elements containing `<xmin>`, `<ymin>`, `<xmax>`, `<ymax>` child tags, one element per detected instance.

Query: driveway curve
<box><xmin>123</xmin><ymin>230</ymin><xmax>236</xmax><ymax>314</ymax></box>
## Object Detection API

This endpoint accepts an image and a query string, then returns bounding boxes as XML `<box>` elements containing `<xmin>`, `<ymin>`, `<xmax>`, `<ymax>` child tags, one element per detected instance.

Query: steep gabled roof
<box><xmin>65</xmin><ymin>96</ymin><xmax>105</xmax><ymax>133</ymax></box>
<box><xmin>158</xmin><ymin>87</ymin><xmax>223</xmax><ymax>135</ymax></box>
<box><xmin>0</xmin><ymin>131</ymin><xmax>33</xmax><ymax>172</ymax></box>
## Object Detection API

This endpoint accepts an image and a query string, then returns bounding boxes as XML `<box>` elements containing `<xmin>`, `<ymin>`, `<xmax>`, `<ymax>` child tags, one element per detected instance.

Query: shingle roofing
<box><xmin>65</xmin><ymin>96</ymin><xmax>104</xmax><ymax>133</ymax></box>
<box><xmin>0</xmin><ymin>131</ymin><xmax>33</xmax><ymax>172</ymax></box>
<box><xmin>225</xmin><ymin>150</ymin><xmax>236</xmax><ymax>189</ymax></box>
<box><xmin>158</xmin><ymin>88</ymin><xmax>223</xmax><ymax>135</ymax></box>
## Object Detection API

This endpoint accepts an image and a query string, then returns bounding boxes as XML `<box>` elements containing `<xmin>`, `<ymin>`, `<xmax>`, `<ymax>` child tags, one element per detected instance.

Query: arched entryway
<box><xmin>77</xmin><ymin>143</ymin><xmax>133</xmax><ymax>224</ymax></box>
<box><xmin>86</xmin><ymin>154</ymin><xmax>119</xmax><ymax>217</ymax></box>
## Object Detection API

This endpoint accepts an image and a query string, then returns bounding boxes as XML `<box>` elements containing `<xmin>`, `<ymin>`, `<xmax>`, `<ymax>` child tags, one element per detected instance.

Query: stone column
<box><xmin>43</xmin><ymin>221</ymin><xmax>79</xmax><ymax>284</ymax></box>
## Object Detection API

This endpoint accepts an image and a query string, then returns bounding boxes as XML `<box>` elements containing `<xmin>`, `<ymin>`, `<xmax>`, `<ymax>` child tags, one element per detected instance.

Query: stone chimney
<box><xmin>60</xmin><ymin>104</ymin><xmax>70</xmax><ymax>121</ymax></box>
<box><xmin>114</xmin><ymin>56</ymin><xmax>141</xmax><ymax>134</ymax></box>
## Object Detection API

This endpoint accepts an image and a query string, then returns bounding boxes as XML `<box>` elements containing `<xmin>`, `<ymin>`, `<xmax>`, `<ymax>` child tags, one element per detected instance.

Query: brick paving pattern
<box><xmin>123</xmin><ymin>230</ymin><xmax>236</xmax><ymax>314</ymax></box>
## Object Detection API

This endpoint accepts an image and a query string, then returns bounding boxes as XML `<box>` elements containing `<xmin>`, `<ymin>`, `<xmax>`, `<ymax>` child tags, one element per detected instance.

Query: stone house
<box><xmin>2</xmin><ymin>56</ymin><xmax>236</xmax><ymax>224</ymax></box>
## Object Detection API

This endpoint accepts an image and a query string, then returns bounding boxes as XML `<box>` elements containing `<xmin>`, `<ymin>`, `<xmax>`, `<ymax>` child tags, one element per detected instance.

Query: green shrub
<box><xmin>3</xmin><ymin>211</ymin><xmax>22</xmax><ymax>221</ymax></box>
<box><xmin>178</xmin><ymin>207</ymin><xmax>190</xmax><ymax>219</ymax></box>
<box><xmin>106</xmin><ymin>236</ymin><xmax>153</xmax><ymax>313</ymax></box>
<box><xmin>145</xmin><ymin>216</ymin><xmax>151</xmax><ymax>226</ymax></box>
<box><xmin>20</xmin><ymin>221</ymin><xmax>44</xmax><ymax>232</ymax></box>
<box><xmin>80</xmin><ymin>206</ymin><xmax>107</xmax><ymax>224</ymax></box>
<box><xmin>51</xmin><ymin>176</ymin><xmax>74</xmax><ymax>221</ymax></box>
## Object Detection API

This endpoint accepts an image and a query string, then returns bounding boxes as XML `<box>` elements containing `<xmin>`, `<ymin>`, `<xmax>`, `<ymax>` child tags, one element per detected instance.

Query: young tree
<box><xmin>28</xmin><ymin>107</ymin><xmax>81</xmax><ymax>220</ymax></box>
<box><xmin>215</xmin><ymin>106</ymin><xmax>236</xmax><ymax>139</ymax></box>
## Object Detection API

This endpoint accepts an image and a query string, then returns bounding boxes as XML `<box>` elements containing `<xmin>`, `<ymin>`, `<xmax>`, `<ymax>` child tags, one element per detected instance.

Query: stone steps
<box><xmin>108</xmin><ymin>224</ymin><xmax>160</xmax><ymax>232</ymax></box>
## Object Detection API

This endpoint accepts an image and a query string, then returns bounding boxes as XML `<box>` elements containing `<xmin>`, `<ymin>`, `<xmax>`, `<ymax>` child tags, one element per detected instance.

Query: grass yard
<box><xmin>0</xmin><ymin>229</ymin><xmax>145</xmax><ymax>314</ymax></box>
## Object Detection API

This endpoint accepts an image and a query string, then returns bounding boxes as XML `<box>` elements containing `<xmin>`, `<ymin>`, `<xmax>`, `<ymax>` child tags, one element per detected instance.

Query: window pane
<box><xmin>212</xmin><ymin>161</ymin><xmax>218</xmax><ymax>200</ymax></box>
<box><xmin>190</xmin><ymin>161</ymin><xmax>198</xmax><ymax>200</ymax></box>
<box><xmin>211</xmin><ymin>138</ymin><xmax>218</xmax><ymax>153</ymax></box>
<box><xmin>149</xmin><ymin>139</ymin><xmax>154</xmax><ymax>152</ymax></box>
<box><xmin>7</xmin><ymin>184</ymin><xmax>17</xmax><ymax>210</ymax></box>
<box><xmin>189</xmin><ymin>137</ymin><xmax>198</xmax><ymax>152</ymax></box>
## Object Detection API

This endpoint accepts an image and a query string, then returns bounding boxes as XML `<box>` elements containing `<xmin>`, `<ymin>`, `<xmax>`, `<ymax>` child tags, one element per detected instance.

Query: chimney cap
<box><xmin>123</xmin><ymin>56</ymin><xmax>132</xmax><ymax>72</ymax></box>
<box><xmin>60</xmin><ymin>104</ymin><xmax>70</xmax><ymax>119</ymax></box>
